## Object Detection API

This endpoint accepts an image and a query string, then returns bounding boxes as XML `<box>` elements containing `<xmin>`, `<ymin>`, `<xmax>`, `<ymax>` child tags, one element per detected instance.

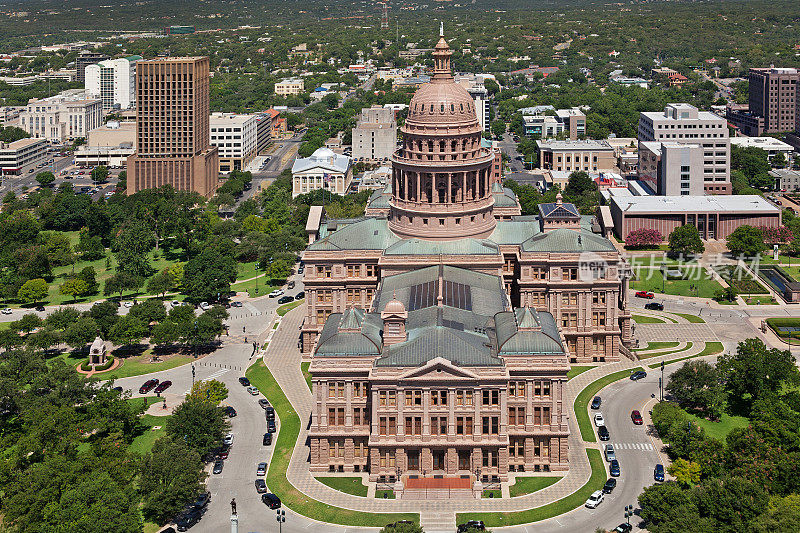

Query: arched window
<box><xmin>450</xmin><ymin>104</ymin><xmax>455</xmax><ymax>112</ymax></box>
<box><xmin>440</xmin><ymin>104</ymin><xmax>445</xmax><ymax>112</ymax></box>
<box><xmin>460</xmin><ymin>103</ymin><xmax>464</xmax><ymax>111</ymax></box>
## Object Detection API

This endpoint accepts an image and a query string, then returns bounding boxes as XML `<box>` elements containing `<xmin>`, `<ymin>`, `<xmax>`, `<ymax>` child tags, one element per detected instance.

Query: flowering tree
<box><xmin>625</xmin><ymin>228</ymin><xmax>663</xmax><ymax>249</ymax></box>
<box><xmin>758</xmin><ymin>225</ymin><xmax>793</xmax><ymax>245</ymax></box>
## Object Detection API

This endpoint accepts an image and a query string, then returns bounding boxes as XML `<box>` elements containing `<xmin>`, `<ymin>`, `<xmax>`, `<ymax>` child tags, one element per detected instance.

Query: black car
<box><xmin>139</xmin><ymin>378</ymin><xmax>159</xmax><ymax>394</ymax></box>
<box><xmin>598</xmin><ymin>425</ymin><xmax>610</xmax><ymax>441</ymax></box>
<box><xmin>265</xmin><ymin>407</ymin><xmax>275</xmax><ymax>421</ymax></box>
<box><xmin>239</xmin><ymin>377</ymin><xmax>251</xmax><ymax>387</ymax></box>
<box><xmin>591</xmin><ymin>396</ymin><xmax>602</xmax><ymax>409</ymax></box>
<box><xmin>191</xmin><ymin>492</ymin><xmax>211</xmax><ymax>511</ymax></box>
<box><xmin>630</xmin><ymin>370</ymin><xmax>648</xmax><ymax>381</ymax></box>
<box><xmin>176</xmin><ymin>509</ymin><xmax>201</xmax><ymax>531</ymax></box>
<box><xmin>654</xmin><ymin>463</ymin><xmax>665</xmax><ymax>482</ymax></box>
<box><xmin>112</xmin><ymin>386</ymin><xmax>123</xmax><ymax>393</ymax></box>
<box><xmin>457</xmin><ymin>520</ymin><xmax>486</xmax><ymax>532</ymax></box>
<box><xmin>263</xmin><ymin>432</ymin><xmax>272</xmax><ymax>446</ymax></box>
<box><xmin>255</xmin><ymin>479</ymin><xmax>268</xmax><ymax>493</ymax></box>
<box><xmin>644</xmin><ymin>302</ymin><xmax>664</xmax><ymax>311</ymax></box>
<box><xmin>223</xmin><ymin>406</ymin><xmax>237</xmax><ymax>418</ymax></box>
<box><xmin>610</xmin><ymin>459</ymin><xmax>621</xmax><ymax>477</ymax></box>
<box><xmin>213</xmin><ymin>460</ymin><xmax>224</xmax><ymax>474</ymax></box>
<box><xmin>613</xmin><ymin>524</ymin><xmax>633</xmax><ymax>533</ymax></box>
<box><xmin>34</xmin><ymin>305</ymin><xmax>45</xmax><ymax>312</ymax></box>
<box><xmin>603</xmin><ymin>478</ymin><xmax>617</xmax><ymax>494</ymax></box>
<box><xmin>162</xmin><ymin>528</ymin><xmax>176</xmax><ymax>533</ymax></box>
<box><xmin>259</xmin><ymin>399</ymin><xmax>271</xmax><ymax>409</ymax></box>
<box><xmin>277</xmin><ymin>295</ymin><xmax>293</xmax><ymax>304</ymax></box>
<box><xmin>267</xmin><ymin>419</ymin><xmax>276</xmax><ymax>433</ymax></box>
<box><xmin>261</xmin><ymin>493</ymin><xmax>281</xmax><ymax>509</ymax></box>
<box><xmin>295</xmin><ymin>291</ymin><xmax>305</xmax><ymax>300</ymax></box>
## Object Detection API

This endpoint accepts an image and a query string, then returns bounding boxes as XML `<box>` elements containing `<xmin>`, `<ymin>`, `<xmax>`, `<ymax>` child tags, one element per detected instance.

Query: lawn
<box><xmin>129</xmin><ymin>413</ymin><xmax>168</xmax><ymax>455</ymax></box>
<box><xmin>566</xmin><ymin>366</ymin><xmax>594</xmax><ymax>381</ymax></box>
<box><xmin>712</xmin><ymin>265</ymin><xmax>769</xmax><ymax>295</ymax></box>
<box><xmin>575</xmin><ymin>368</ymin><xmax>644</xmax><ymax>442</ymax></box>
<box><xmin>315</xmin><ymin>477</ymin><xmax>368</xmax><ymax>497</ymax></box>
<box><xmin>483</xmin><ymin>490</ymin><xmax>502</xmax><ymax>498</ymax></box>
<box><xmin>745</xmin><ymin>295</ymin><xmax>778</xmax><ymax>305</ymax></box>
<box><xmin>456</xmin><ymin>449</ymin><xmax>605</xmax><ymax>527</ymax></box>
<box><xmin>636</xmin><ymin>342</ymin><xmax>693</xmax><ymax>360</ymax></box>
<box><xmin>672</xmin><ymin>313</ymin><xmax>705</xmax><ymax>323</ymax></box>
<box><xmin>509</xmin><ymin>476</ymin><xmax>562</xmax><ymax>498</ymax></box>
<box><xmin>632</xmin><ymin>314</ymin><xmax>665</xmax><ymax>324</ymax></box>
<box><xmin>277</xmin><ymin>299</ymin><xmax>304</xmax><ymax>316</ymax></box>
<box><xmin>245</xmin><ymin>360</ymin><xmax>417</xmax><ymax>526</ymax></box>
<box><xmin>632</xmin><ymin>268</ymin><xmax>723</xmax><ymax>299</ymax></box>
<box><xmin>649</xmin><ymin>341</ymin><xmax>724</xmax><ymax>368</ymax></box>
<box><xmin>301</xmin><ymin>362</ymin><xmax>312</xmax><ymax>391</ymax></box>
<box><xmin>684</xmin><ymin>410</ymin><xmax>749</xmax><ymax>442</ymax></box>
<box><xmin>230</xmin><ymin>277</ymin><xmax>279</xmax><ymax>298</ymax></box>
<box><xmin>375</xmin><ymin>490</ymin><xmax>396</xmax><ymax>499</ymax></box>
<box><xmin>633</xmin><ymin>342</ymin><xmax>680</xmax><ymax>352</ymax></box>
<box><xmin>99</xmin><ymin>352</ymin><xmax>195</xmax><ymax>380</ymax></box>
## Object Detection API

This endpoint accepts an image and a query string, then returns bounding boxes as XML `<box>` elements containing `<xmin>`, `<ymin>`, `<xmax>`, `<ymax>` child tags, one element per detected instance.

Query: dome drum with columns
<box><xmin>388</xmin><ymin>26</ymin><xmax>496</xmax><ymax>240</ymax></box>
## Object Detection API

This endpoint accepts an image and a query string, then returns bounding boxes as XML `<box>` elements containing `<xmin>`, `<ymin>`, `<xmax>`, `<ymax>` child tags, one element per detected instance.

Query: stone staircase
<box><xmin>402</xmin><ymin>488</ymin><xmax>474</xmax><ymax>500</ymax></box>
<box><xmin>420</xmin><ymin>511</ymin><xmax>456</xmax><ymax>532</ymax></box>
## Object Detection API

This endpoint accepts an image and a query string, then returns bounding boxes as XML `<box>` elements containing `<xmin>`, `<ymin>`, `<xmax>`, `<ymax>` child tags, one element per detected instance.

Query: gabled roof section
<box><xmin>489</xmin><ymin>220</ymin><xmax>541</xmax><ymax>245</ymax></box>
<box><xmin>538</xmin><ymin>201</ymin><xmax>580</xmax><ymax>219</ymax></box>
<box><xmin>308</xmin><ymin>218</ymin><xmax>400</xmax><ymax>251</ymax></box>
<box><xmin>521</xmin><ymin>228</ymin><xmax>616</xmax><ymax>253</ymax></box>
<box><xmin>384</xmin><ymin>238</ymin><xmax>500</xmax><ymax>256</ymax></box>
<box><xmin>375</xmin><ymin>326</ymin><xmax>502</xmax><ymax>367</ymax></box>
<box><xmin>494</xmin><ymin>308</ymin><xmax>565</xmax><ymax>356</ymax></box>
<box><xmin>338</xmin><ymin>307</ymin><xmax>365</xmax><ymax>331</ymax></box>
<box><xmin>315</xmin><ymin>312</ymin><xmax>382</xmax><ymax>357</ymax></box>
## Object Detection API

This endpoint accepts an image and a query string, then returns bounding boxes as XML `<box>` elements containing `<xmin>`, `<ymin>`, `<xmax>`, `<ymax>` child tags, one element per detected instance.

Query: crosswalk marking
<box><xmin>183</xmin><ymin>368</ymin><xmax>230</xmax><ymax>394</ymax></box>
<box><xmin>611</xmin><ymin>442</ymin><xmax>654</xmax><ymax>450</ymax></box>
<box><xmin>244</xmin><ymin>302</ymin><xmax>261</xmax><ymax>316</ymax></box>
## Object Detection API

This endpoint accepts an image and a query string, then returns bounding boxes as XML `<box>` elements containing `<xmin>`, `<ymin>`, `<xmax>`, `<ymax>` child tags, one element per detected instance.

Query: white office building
<box><xmin>209</xmin><ymin>112</ymin><xmax>259</xmax><ymax>174</ymax></box>
<box><xmin>20</xmin><ymin>89</ymin><xmax>102</xmax><ymax>143</ymax></box>
<box><xmin>85</xmin><ymin>56</ymin><xmax>140</xmax><ymax>111</ymax></box>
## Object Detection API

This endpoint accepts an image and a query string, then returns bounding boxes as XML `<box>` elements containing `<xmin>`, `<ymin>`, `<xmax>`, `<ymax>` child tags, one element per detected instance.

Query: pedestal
<box><xmin>473</xmin><ymin>479</ymin><xmax>483</xmax><ymax>499</ymax></box>
<box><xmin>393</xmin><ymin>478</ymin><xmax>404</xmax><ymax>499</ymax></box>
<box><xmin>231</xmin><ymin>513</ymin><xmax>238</xmax><ymax>533</ymax></box>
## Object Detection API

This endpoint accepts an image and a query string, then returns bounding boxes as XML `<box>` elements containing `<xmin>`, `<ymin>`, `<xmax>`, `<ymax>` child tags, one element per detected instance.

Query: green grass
<box><xmin>277</xmin><ymin>299</ymin><xmax>304</xmax><ymax>316</ymax></box>
<box><xmin>636</xmin><ymin>343</ymin><xmax>693</xmax><ymax>360</ymax></box>
<box><xmin>575</xmin><ymin>368</ymin><xmax>644</xmax><ymax>442</ymax></box>
<box><xmin>684</xmin><ymin>411</ymin><xmax>749</xmax><ymax>441</ymax></box>
<box><xmin>315</xmin><ymin>477</ymin><xmax>368</xmax><ymax>497</ymax></box>
<box><xmin>245</xmin><ymin>360</ymin><xmax>417</xmax><ymax>526</ymax></box>
<box><xmin>509</xmin><ymin>476</ymin><xmax>562</xmax><ymax>497</ymax></box>
<box><xmin>230</xmin><ymin>277</ymin><xmax>279</xmax><ymax>298</ymax></box>
<box><xmin>273</xmin><ymin>322</ymin><xmax>279</xmax><ymax>329</ymax></box>
<box><xmin>236</xmin><ymin>261</ymin><xmax>261</xmax><ymax>281</ymax></box>
<box><xmin>375</xmin><ymin>490</ymin><xmax>396</xmax><ymax>499</ymax></box>
<box><xmin>632</xmin><ymin>268</ymin><xmax>723</xmax><ymax>298</ymax></box>
<box><xmin>633</xmin><ymin>342</ymin><xmax>680</xmax><ymax>352</ymax></box>
<box><xmin>632</xmin><ymin>314</ymin><xmax>665</xmax><ymax>324</ymax></box>
<box><xmin>456</xmin><ymin>449</ymin><xmax>605</xmax><ymax>527</ymax></box>
<box><xmin>301</xmin><ymin>362</ymin><xmax>312</xmax><ymax>391</ymax></box>
<box><xmin>566</xmin><ymin>366</ymin><xmax>594</xmax><ymax>380</ymax></box>
<box><xmin>673</xmin><ymin>313</ymin><xmax>705</xmax><ymax>323</ymax></box>
<box><xmin>649</xmin><ymin>341</ymin><xmax>724</xmax><ymax>368</ymax></box>
<box><xmin>483</xmin><ymin>490</ymin><xmax>502</xmax><ymax>498</ymax></box>
<box><xmin>99</xmin><ymin>353</ymin><xmax>194</xmax><ymax>379</ymax></box>
<box><xmin>745</xmin><ymin>295</ymin><xmax>778</xmax><ymax>305</ymax></box>
<box><xmin>129</xmin><ymin>413</ymin><xmax>168</xmax><ymax>455</ymax></box>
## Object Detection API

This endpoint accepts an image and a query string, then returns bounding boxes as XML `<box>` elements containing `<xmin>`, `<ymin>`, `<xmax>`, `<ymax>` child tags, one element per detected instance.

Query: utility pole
<box><xmin>660</xmin><ymin>360</ymin><xmax>665</xmax><ymax>402</ymax></box>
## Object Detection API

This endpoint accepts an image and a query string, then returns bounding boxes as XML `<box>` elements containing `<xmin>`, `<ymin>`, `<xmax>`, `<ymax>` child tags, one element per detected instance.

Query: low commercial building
<box><xmin>20</xmin><ymin>89</ymin><xmax>102</xmax><ymax>143</ymax></box>
<box><xmin>74</xmin><ymin>121</ymin><xmax>136</xmax><ymax>167</ymax></box>
<box><xmin>209</xmin><ymin>112</ymin><xmax>258</xmax><ymax>174</ymax></box>
<box><xmin>771</xmin><ymin>169</ymin><xmax>800</xmax><ymax>192</ymax></box>
<box><xmin>291</xmin><ymin>147</ymin><xmax>352</xmax><ymax>197</ymax></box>
<box><xmin>638</xmin><ymin>141</ymin><xmax>704</xmax><ymax>196</ymax></box>
<box><xmin>726</xmin><ymin>105</ymin><xmax>766</xmax><ymax>137</ymax></box>
<box><xmin>522</xmin><ymin>107</ymin><xmax>585</xmax><ymax>140</ymax></box>
<box><xmin>537</xmin><ymin>139</ymin><xmax>615</xmax><ymax>172</ymax></box>
<box><xmin>352</xmin><ymin>106</ymin><xmax>397</xmax><ymax>161</ymax></box>
<box><xmin>275</xmin><ymin>78</ymin><xmax>305</xmax><ymax>96</ymax></box>
<box><xmin>358</xmin><ymin>165</ymin><xmax>392</xmax><ymax>191</ymax></box>
<box><xmin>255</xmin><ymin>109</ymin><xmax>279</xmax><ymax>154</ymax></box>
<box><xmin>607</xmin><ymin>194</ymin><xmax>781</xmax><ymax>241</ymax></box>
<box><xmin>0</xmin><ymin>138</ymin><xmax>49</xmax><ymax>175</ymax></box>
<box><xmin>730</xmin><ymin>136</ymin><xmax>794</xmax><ymax>163</ymax></box>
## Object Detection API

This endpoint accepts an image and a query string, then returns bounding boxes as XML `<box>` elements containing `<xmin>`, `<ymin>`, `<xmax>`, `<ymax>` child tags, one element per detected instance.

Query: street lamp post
<box><xmin>276</xmin><ymin>510</ymin><xmax>285</xmax><ymax>533</ymax></box>
<box><xmin>625</xmin><ymin>504</ymin><xmax>634</xmax><ymax>525</ymax></box>
<box><xmin>660</xmin><ymin>360</ymin><xmax>665</xmax><ymax>402</ymax></box>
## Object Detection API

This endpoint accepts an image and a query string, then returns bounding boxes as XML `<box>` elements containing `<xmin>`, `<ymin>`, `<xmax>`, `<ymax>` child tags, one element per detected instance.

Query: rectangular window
<box><xmin>346</xmin><ymin>264</ymin><xmax>359</xmax><ymax>277</ymax></box>
<box><xmin>316</xmin><ymin>265</ymin><xmax>332</xmax><ymax>278</ymax></box>
<box><xmin>431</xmin><ymin>390</ymin><xmax>447</xmax><ymax>406</ymax></box>
<box><xmin>561</xmin><ymin>313</ymin><xmax>577</xmax><ymax>328</ymax></box>
<box><xmin>337</xmin><ymin>408</ymin><xmax>344</xmax><ymax>426</ymax></box>
<box><xmin>328</xmin><ymin>408</ymin><xmax>336</xmax><ymax>425</ymax></box>
<box><xmin>456</xmin><ymin>417</ymin><xmax>464</xmax><ymax>435</ymax></box>
<box><xmin>562</xmin><ymin>268</ymin><xmax>578</xmax><ymax>280</ymax></box>
<box><xmin>465</xmin><ymin>417</ymin><xmax>473</xmax><ymax>435</ymax></box>
<box><xmin>592</xmin><ymin>292</ymin><xmax>607</xmax><ymax>305</ymax></box>
<box><xmin>531</xmin><ymin>267</ymin><xmax>547</xmax><ymax>280</ymax></box>
<box><xmin>354</xmin><ymin>408</ymin><xmax>361</xmax><ymax>426</ymax></box>
<box><xmin>379</xmin><ymin>391</ymin><xmax>387</xmax><ymax>406</ymax></box>
<box><xmin>388</xmin><ymin>417</ymin><xmax>396</xmax><ymax>435</ymax></box>
<box><xmin>592</xmin><ymin>312</ymin><xmax>607</xmax><ymax>327</ymax></box>
<box><xmin>561</xmin><ymin>292</ymin><xmax>578</xmax><ymax>306</ymax></box>
<box><xmin>365</xmin><ymin>264</ymin><xmax>377</xmax><ymax>277</ymax></box>
<box><xmin>346</xmin><ymin>289</ymin><xmax>358</xmax><ymax>304</ymax></box>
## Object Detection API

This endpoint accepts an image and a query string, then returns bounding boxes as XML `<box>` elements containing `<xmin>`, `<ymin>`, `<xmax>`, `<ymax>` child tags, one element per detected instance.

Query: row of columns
<box><xmin>393</xmin><ymin>168</ymin><xmax>491</xmax><ymax>204</ymax></box>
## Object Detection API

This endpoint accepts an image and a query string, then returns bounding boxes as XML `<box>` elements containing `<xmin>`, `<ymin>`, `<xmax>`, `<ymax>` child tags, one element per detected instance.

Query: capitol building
<box><xmin>301</xmin><ymin>29</ymin><xmax>631</xmax><ymax>485</ymax></box>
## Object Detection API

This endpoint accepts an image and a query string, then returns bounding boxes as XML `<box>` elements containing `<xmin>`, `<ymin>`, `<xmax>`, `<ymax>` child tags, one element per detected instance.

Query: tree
<box><xmin>104</xmin><ymin>271</ymin><xmax>142</xmax><ymax>298</ymax></box>
<box><xmin>187</xmin><ymin>379</ymin><xmax>229</xmax><ymax>405</ymax></box>
<box><xmin>63</xmin><ymin>316</ymin><xmax>99</xmax><ymax>349</ymax></box>
<box><xmin>565</xmin><ymin>171</ymin><xmax>596</xmax><ymax>197</ymax></box>
<box><xmin>26</xmin><ymin>326</ymin><xmax>59</xmax><ymax>352</ymax></box>
<box><xmin>668</xmin><ymin>224</ymin><xmax>705</xmax><ymax>258</ymax></box>
<box><xmin>17</xmin><ymin>278</ymin><xmax>48</xmax><ymax>304</ymax></box>
<box><xmin>77</xmin><ymin>266</ymin><xmax>100</xmax><ymax>295</ymax></box>
<box><xmin>666</xmin><ymin>360</ymin><xmax>723</xmax><ymax>418</ymax></box>
<box><xmin>91</xmin><ymin>165</ymin><xmax>109</xmax><ymax>184</ymax></box>
<box><xmin>714</xmin><ymin>286</ymin><xmax>737</xmax><ymax>303</ymax></box>
<box><xmin>149</xmin><ymin>320</ymin><xmax>181</xmax><ymax>346</ymax></box>
<box><xmin>77</xmin><ymin>227</ymin><xmax>106</xmax><ymax>261</ymax></box>
<box><xmin>771</xmin><ymin>152</ymin><xmax>787</xmax><ymax>169</ymax></box>
<box><xmin>45</xmin><ymin>306</ymin><xmax>81</xmax><ymax>330</ymax></box>
<box><xmin>113</xmin><ymin>219</ymin><xmax>156</xmax><ymax>279</ymax></box>
<box><xmin>11</xmin><ymin>313</ymin><xmax>43</xmax><ymax>334</ymax></box>
<box><xmin>490</xmin><ymin>119</ymin><xmax>506</xmax><ymax>138</ymax></box>
<box><xmin>43</xmin><ymin>231</ymin><xmax>74</xmax><ymax>266</ymax></box>
<box><xmin>139</xmin><ymin>437</ymin><xmax>207</xmax><ymax>525</ymax></box>
<box><xmin>108</xmin><ymin>315</ymin><xmax>148</xmax><ymax>348</ymax></box>
<box><xmin>638</xmin><ymin>482</ymin><xmax>695</xmax><ymax>530</ymax></box>
<box><xmin>752</xmin><ymin>495</ymin><xmax>800</xmax><ymax>533</ymax></box>
<box><xmin>717</xmin><ymin>338</ymin><xmax>800</xmax><ymax>415</ymax></box>
<box><xmin>265</xmin><ymin>258</ymin><xmax>292</xmax><ymax>282</ymax></box>
<box><xmin>726</xmin><ymin>225</ymin><xmax>766</xmax><ymax>258</ymax></box>
<box><xmin>59</xmin><ymin>278</ymin><xmax>88</xmax><ymax>303</ymax></box>
<box><xmin>35</xmin><ymin>171</ymin><xmax>55</xmax><ymax>188</ymax></box>
<box><xmin>183</xmin><ymin>312</ymin><xmax>225</xmax><ymax>347</ymax></box>
<box><xmin>182</xmin><ymin>238</ymin><xmax>237</xmax><ymax>302</ymax></box>
<box><xmin>668</xmin><ymin>458</ymin><xmax>702</xmax><ymax>486</ymax></box>
<box><xmin>625</xmin><ymin>228</ymin><xmax>663</xmax><ymax>249</ymax></box>
<box><xmin>128</xmin><ymin>298</ymin><xmax>167</xmax><ymax>325</ymax></box>
<box><xmin>84</xmin><ymin>301</ymin><xmax>119</xmax><ymax>338</ymax></box>
<box><xmin>146</xmin><ymin>270</ymin><xmax>174</xmax><ymax>298</ymax></box>
<box><xmin>166</xmin><ymin>396</ymin><xmax>230</xmax><ymax>456</ymax></box>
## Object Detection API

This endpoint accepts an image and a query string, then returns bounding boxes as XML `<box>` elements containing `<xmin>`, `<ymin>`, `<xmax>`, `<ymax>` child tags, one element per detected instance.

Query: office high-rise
<box><xmin>748</xmin><ymin>67</ymin><xmax>799</xmax><ymax>134</ymax></box>
<box><xmin>126</xmin><ymin>57</ymin><xmax>218</xmax><ymax>197</ymax></box>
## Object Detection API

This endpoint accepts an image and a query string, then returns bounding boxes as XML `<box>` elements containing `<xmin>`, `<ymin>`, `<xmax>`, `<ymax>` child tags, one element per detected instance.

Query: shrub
<box><xmin>93</xmin><ymin>356</ymin><xmax>115</xmax><ymax>372</ymax></box>
<box><xmin>80</xmin><ymin>359</ymin><xmax>92</xmax><ymax>371</ymax></box>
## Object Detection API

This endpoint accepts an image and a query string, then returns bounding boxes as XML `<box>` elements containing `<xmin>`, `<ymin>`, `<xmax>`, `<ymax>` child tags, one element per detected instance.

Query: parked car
<box><xmin>594</xmin><ymin>413</ymin><xmax>605</xmax><ymax>427</ymax></box>
<box><xmin>261</xmin><ymin>493</ymin><xmax>281</xmax><ymax>509</ymax></box>
<box><xmin>258</xmin><ymin>399</ymin><xmax>271</xmax><ymax>409</ymax></box>
<box><xmin>277</xmin><ymin>295</ymin><xmax>293</xmax><ymax>304</ymax></box>
<box><xmin>223</xmin><ymin>406</ymin><xmax>237</xmax><ymax>418</ymax></box>
<box><xmin>591</xmin><ymin>396</ymin><xmax>602</xmax><ymax>409</ymax></box>
<box><xmin>613</xmin><ymin>523</ymin><xmax>633</xmax><ymax>533</ymax></box>
<box><xmin>154</xmin><ymin>380</ymin><xmax>172</xmax><ymax>394</ymax></box>
<box><xmin>256</xmin><ymin>462</ymin><xmax>268</xmax><ymax>476</ymax></box>
<box><xmin>199</xmin><ymin>302</ymin><xmax>210</xmax><ymax>310</ymax></box>
<box><xmin>1</xmin><ymin>308</ymin><xmax>12</xmax><ymax>315</ymax></box>
<box><xmin>231</xmin><ymin>301</ymin><xmax>243</xmax><ymax>307</ymax></box>
<box><xmin>654</xmin><ymin>463</ymin><xmax>665</xmax><ymax>482</ymax></box>
<box><xmin>585</xmin><ymin>490</ymin><xmax>605</xmax><ymax>509</ymax></box>
<box><xmin>176</xmin><ymin>509</ymin><xmax>201</xmax><ymax>531</ymax></box>
<box><xmin>171</xmin><ymin>300</ymin><xmax>182</xmax><ymax>307</ymax></box>
<box><xmin>644</xmin><ymin>302</ymin><xmax>664</xmax><ymax>311</ymax></box>
<box><xmin>630</xmin><ymin>370</ymin><xmax>648</xmax><ymax>381</ymax></box>
<box><xmin>123</xmin><ymin>301</ymin><xmax>134</xmax><ymax>308</ymax></box>
<box><xmin>139</xmin><ymin>379</ymin><xmax>159</xmax><ymax>394</ymax></box>
<box><xmin>268</xmin><ymin>289</ymin><xmax>284</xmax><ymax>298</ymax></box>
<box><xmin>604</xmin><ymin>444</ymin><xmax>616</xmax><ymax>462</ymax></box>
<box><xmin>223</xmin><ymin>433</ymin><xmax>234</xmax><ymax>446</ymax></box>
<box><xmin>295</xmin><ymin>291</ymin><xmax>305</xmax><ymax>300</ymax></box>
<box><xmin>635</xmin><ymin>291</ymin><xmax>655</xmax><ymax>299</ymax></box>
<box><xmin>287</xmin><ymin>280</ymin><xmax>295</xmax><ymax>289</ymax></box>
<box><xmin>255</xmin><ymin>479</ymin><xmax>268</xmax><ymax>493</ymax></box>
<box><xmin>34</xmin><ymin>305</ymin><xmax>45</xmax><ymax>312</ymax></box>
<box><xmin>238</xmin><ymin>377</ymin><xmax>251</xmax><ymax>387</ymax></box>
<box><xmin>212</xmin><ymin>460</ymin><xmax>224</xmax><ymax>474</ymax></box>
<box><xmin>598</xmin><ymin>425</ymin><xmax>610</xmax><ymax>441</ymax></box>
<box><xmin>262</xmin><ymin>433</ymin><xmax>272</xmax><ymax>446</ymax></box>
<box><xmin>457</xmin><ymin>520</ymin><xmax>485</xmax><ymax>532</ymax></box>
<box><xmin>631</xmin><ymin>410</ymin><xmax>644</xmax><ymax>425</ymax></box>
<box><xmin>217</xmin><ymin>446</ymin><xmax>229</xmax><ymax>460</ymax></box>
<box><xmin>610</xmin><ymin>459</ymin><xmax>621</xmax><ymax>477</ymax></box>
<box><xmin>602</xmin><ymin>478</ymin><xmax>617</xmax><ymax>494</ymax></box>
<box><xmin>265</xmin><ymin>406</ymin><xmax>275</xmax><ymax>420</ymax></box>
<box><xmin>191</xmin><ymin>492</ymin><xmax>211</xmax><ymax>512</ymax></box>
<box><xmin>267</xmin><ymin>419</ymin><xmax>276</xmax><ymax>433</ymax></box>
<box><xmin>247</xmin><ymin>386</ymin><xmax>260</xmax><ymax>396</ymax></box>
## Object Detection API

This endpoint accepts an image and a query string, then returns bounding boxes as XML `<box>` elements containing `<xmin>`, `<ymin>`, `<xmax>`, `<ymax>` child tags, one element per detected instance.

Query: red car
<box><xmin>631</xmin><ymin>410</ymin><xmax>644</xmax><ymax>425</ymax></box>
<box><xmin>139</xmin><ymin>378</ymin><xmax>159</xmax><ymax>394</ymax></box>
<box><xmin>154</xmin><ymin>380</ymin><xmax>172</xmax><ymax>394</ymax></box>
<box><xmin>635</xmin><ymin>291</ymin><xmax>655</xmax><ymax>299</ymax></box>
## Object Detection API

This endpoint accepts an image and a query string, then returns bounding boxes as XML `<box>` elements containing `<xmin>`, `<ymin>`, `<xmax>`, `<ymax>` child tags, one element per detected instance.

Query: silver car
<box><xmin>604</xmin><ymin>444</ymin><xmax>616</xmax><ymax>462</ymax></box>
<box><xmin>256</xmin><ymin>462</ymin><xmax>267</xmax><ymax>476</ymax></box>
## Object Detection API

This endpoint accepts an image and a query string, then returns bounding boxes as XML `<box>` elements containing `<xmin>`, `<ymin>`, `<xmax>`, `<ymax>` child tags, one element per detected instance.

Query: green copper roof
<box><xmin>338</xmin><ymin>307</ymin><xmax>365</xmax><ymax>330</ymax></box>
<box><xmin>495</xmin><ymin>308</ymin><xmax>564</xmax><ymax>356</ymax></box>
<box><xmin>515</xmin><ymin>307</ymin><xmax>541</xmax><ymax>329</ymax></box>
<box><xmin>384</xmin><ymin>238</ymin><xmax>500</xmax><ymax>256</ymax></box>
<box><xmin>489</xmin><ymin>220</ymin><xmax>541</xmax><ymax>245</ymax></box>
<box><xmin>521</xmin><ymin>228</ymin><xmax>616</xmax><ymax>253</ymax></box>
<box><xmin>375</xmin><ymin>326</ymin><xmax>502</xmax><ymax>367</ymax></box>
<box><xmin>493</xmin><ymin>187</ymin><xmax>521</xmax><ymax>207</ymax></box>
<box><xmin>309</xmin><ymin>218</ymin><xmax>400</xmax><ymax>251</ymax></box>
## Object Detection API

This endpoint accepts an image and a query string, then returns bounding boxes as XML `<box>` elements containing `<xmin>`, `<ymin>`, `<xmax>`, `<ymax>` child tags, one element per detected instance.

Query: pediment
<box><xmin>397</xmin><ymin>357</ymin><xmax>480</xmax><ymax>380</ymax></box>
